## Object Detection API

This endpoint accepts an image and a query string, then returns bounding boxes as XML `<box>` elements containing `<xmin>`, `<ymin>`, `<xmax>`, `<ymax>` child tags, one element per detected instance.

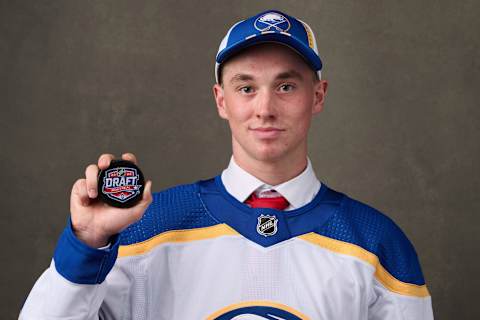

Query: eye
<box><xmin>239</xmin><ymin>86</ymin><xmax>254</xmax><ymax>94</ymax></box>
<box><xmin>278</xmin><ymin>83</ymin><xmax>295</xmax><ymax>92</ymax></box>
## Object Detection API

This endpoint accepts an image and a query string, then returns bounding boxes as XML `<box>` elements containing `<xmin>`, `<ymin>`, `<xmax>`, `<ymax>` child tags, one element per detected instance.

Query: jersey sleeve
<box><xmin>369</xmin><ymin>279</ymin><xmax>434</xmax><ymax>320</ymax></box>
<box><xmin>318</xmin><ymin>195</ymin><xmax>434</xmax><ymax>319</ymax></box>
<box><xmin>367</xmin><ymin>213</ymin><xmax>434</xmax><ymax>320</ymax></box>
<box><xmin>19</xmin><ymin>220</ymin><xmax>122</xmax><ymax>320</ymax></box>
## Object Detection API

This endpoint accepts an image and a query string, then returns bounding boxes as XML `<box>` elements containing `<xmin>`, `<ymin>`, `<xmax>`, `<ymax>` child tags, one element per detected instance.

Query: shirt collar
<box><xmin>220</xmin><ymin>156</ymin><xmax>321</xmax><ymax>210</ymax></box>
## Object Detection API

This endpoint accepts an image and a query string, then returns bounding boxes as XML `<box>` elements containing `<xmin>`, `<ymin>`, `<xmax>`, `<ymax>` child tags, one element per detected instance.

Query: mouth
<box><xmin>249</xmin><ymin>127</ymin><xmax>285</xmax><ymax>139</ymax></box>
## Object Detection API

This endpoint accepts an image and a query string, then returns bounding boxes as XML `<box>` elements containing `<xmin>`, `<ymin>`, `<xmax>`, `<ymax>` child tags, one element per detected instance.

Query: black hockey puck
<box><xmin>97</xmin><ymin>160</ymin><xmax>145</xmax><ymax>208</ymax></box>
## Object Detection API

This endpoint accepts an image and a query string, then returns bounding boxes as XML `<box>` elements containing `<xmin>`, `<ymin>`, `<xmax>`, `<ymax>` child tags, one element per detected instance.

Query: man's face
<box><xmin>213</xmin><ymin>43</ymin><xmax>327</xmax><ymax>165</ymax></box>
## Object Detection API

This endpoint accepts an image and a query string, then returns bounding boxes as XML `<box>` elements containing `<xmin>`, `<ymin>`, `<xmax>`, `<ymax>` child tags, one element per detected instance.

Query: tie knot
<box><xmin>245</xmin><ymin>192</ymin><xmax>289</xmax><ymax>210</ymax></box>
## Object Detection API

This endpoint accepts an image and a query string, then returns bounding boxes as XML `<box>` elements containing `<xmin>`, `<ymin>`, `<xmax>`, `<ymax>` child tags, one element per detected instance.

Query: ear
<box><xmin>213</xmin><ymin>83</ymin><xmax>229</xmax><ymax>120</ymax></box>
<box><xmin>312</xmin><ymin>80</ymin><xmax>328</xmax><ymax>115</ymax></box>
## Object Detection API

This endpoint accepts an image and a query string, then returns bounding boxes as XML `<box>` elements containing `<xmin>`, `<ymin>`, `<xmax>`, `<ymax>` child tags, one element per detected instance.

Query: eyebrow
<box><xmin>229</xmin><ymin>74</ymin><xmax>254</xmax><ymax>85</ymax></box>
<box><xmin>228</xmin><ymin>69</ymin><xmax>304</xmax><ymax>85</ymax></box>
<box><xmin>275</xmin><ymin>70</ymin><xmax>304</xmax><ymax>81</ymax></box>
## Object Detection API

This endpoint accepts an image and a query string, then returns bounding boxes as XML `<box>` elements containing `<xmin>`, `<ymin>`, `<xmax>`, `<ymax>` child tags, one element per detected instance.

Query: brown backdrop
<box><xmin>1</xmin><ymin>1</ymin><xmax>479</xmax><ymax>319</ymax></box>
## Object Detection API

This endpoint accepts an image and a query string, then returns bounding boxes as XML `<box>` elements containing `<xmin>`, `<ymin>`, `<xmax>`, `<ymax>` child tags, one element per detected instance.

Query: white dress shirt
<box><xmin>221</xmin><ymin>156</ymin><xmax>321</xmax><ymax>211</ymax></box>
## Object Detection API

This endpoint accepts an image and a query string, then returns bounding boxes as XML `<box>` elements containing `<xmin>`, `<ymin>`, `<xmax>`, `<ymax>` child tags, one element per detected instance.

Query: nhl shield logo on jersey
<box><xmin>101</xmin><ymin>167</ymin><xmax>142</xmax><ymax>203</ymax></box>
<box><xmin>254</xmin><ymin>12</ymin><xmax>291</xmax><ymax>33</ymax></box>
<box><xmin>256</xmin><ymin>214</ymin><xmax>278</xmax><ymax>237</ymax></box>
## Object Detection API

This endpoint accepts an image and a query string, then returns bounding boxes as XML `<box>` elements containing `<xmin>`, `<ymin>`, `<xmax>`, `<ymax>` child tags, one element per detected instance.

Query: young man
<box><xmin>20</xmin><ymin>10</ymin><xmax>434</xmax><ymax>319</ymax></box>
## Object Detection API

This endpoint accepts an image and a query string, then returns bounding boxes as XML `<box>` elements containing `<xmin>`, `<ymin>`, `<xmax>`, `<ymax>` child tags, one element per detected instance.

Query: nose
<box><xmin>255</xmin><ymin>89</ymin><xmax>276</xmax><ymax>120</ymax></box>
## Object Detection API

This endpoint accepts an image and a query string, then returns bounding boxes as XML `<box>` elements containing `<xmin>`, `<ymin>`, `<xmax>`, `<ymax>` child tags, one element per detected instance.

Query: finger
<box><xmin>85</xmin><ymin>164</ymin><xmax>99</xmax><ymax>198</ymax></box>
<box><xmin>71</xmin><ymin>178</ymin><xmax>90</xmax><ymax>207</ymax></box>
<box><xmin>98</xmin><ymin>153</ymin><xmax>115</xmax><ymax>169</ymax></box>
<box><xmin>122</xmin><ymin>152</ymin><xmax>138</xmax><ymax>165</ymax></box>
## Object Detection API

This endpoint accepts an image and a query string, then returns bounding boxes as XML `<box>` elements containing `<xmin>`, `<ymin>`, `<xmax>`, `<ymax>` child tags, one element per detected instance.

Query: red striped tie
<box><xmin>245</xmin><ymin>192</ymin><xmax>289</xmax><ymax>210</ymax></box>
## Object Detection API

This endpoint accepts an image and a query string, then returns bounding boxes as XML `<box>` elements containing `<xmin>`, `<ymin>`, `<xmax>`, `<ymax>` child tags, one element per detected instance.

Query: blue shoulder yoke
<box><xmin>120</xmin><ymin>182</ymin><xmax>219</xmax><ymax>246</ymax></box>
<box><xmin>121</xmin><ymin>176</ymin><xmax>426</xmax><ymax>285</ymax></box>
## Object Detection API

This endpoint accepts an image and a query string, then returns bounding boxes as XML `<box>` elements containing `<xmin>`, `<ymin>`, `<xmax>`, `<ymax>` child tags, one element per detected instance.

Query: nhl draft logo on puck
<box><xmin>256</xmin><ymin>214</ymin><xmax>278</xmax><ymax>237</ymax></box>
<box><xmin>254</xmin><ymin>12</ymin><xmax>291</xmax><ymax>33</ymax></box>
<box><xmin>98</xmin><ymin>160</ymin><xmax>145</xmax><ymax>208</ymax></box>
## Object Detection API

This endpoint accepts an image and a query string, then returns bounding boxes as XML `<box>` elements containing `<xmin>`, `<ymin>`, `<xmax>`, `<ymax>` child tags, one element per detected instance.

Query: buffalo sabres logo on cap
<box><xmin>254</xmin><ymin>12</ymin><xmax>291</xmax><ymax>33</ymax></box>
<box><xmin>257</xmin><ymin>214</ymin><xmax>278</xmax><ymax>237</ymax></box>
<box><xmin>101</xmin><ymin>166</ymin><xmax>142</xmax><ymax>203</ymax></box>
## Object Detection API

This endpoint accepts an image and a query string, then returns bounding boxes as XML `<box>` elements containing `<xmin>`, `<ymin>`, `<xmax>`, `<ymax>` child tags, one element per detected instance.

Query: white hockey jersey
<box><xmin>20</xmin><ymin>177</ymin><xmax>433</xmax><ymax>319</ymax></box>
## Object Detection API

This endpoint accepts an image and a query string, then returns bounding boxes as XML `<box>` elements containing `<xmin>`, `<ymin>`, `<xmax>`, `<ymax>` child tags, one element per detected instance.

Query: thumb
<box><xmin>137</xmin><ymin>180</ymin><xmax>153</xmax><ymax>211</ymax></box>
<box><xmin>128</xmin><ymin>180</ymin><xmax>152</xmax><ymax>223</ymax></box>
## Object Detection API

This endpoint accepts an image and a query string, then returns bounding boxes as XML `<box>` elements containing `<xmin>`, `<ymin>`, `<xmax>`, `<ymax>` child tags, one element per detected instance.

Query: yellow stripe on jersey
<box><xmin>206</xmin><ymin>300</ymin><xmax>310</xmax><ymax>320</ymax></box>
<box><xmin>298</xmin><ymin>233</ymin><xmax>430</xmax><ymax>297</ymax></box>
<box><xmin>118</xmin><ymin>224</ymin><xmax>238</xmax><ymax>257</ymax></box>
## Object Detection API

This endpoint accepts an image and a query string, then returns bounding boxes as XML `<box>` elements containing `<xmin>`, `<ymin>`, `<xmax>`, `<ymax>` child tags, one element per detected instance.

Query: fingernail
<box><xmin>89</xmin><ymin>189</ymin><xmax>97</xmax><ymax>197</ymax></box>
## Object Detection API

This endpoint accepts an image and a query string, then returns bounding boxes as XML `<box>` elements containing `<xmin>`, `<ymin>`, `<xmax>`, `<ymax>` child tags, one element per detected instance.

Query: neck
<box><xmin>232</xmin><ymin>150</ymin><xmax>308</xmax><ymax>186</ymax></box>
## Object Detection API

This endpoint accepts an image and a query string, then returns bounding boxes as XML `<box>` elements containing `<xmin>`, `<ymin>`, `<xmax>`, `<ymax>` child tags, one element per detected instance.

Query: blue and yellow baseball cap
<box><xmin>215</xmin><ymin>10</ymin><xmax>323</xmax><ymax>83</ymax></box>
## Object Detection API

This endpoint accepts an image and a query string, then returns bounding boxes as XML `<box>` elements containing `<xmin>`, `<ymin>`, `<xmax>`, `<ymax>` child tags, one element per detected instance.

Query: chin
<box><xmin>250</xmin><ymin>145</ymin><xmax>289</xmax><ymax>162</ymax></box>
<box><xmin>233</xmin><ymin>137</ymin><xmax>295</xmax><ymax>163</ymax></box>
